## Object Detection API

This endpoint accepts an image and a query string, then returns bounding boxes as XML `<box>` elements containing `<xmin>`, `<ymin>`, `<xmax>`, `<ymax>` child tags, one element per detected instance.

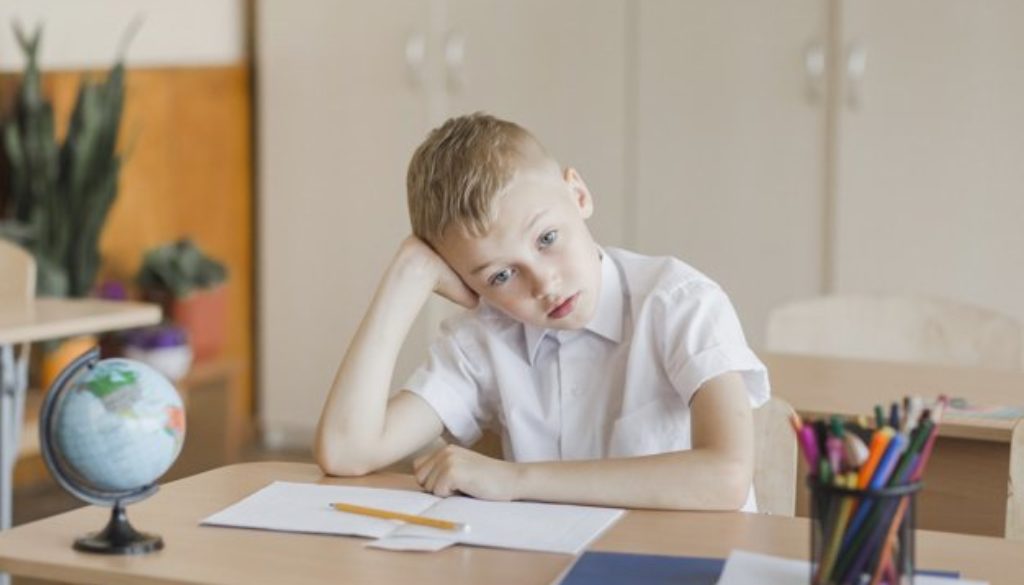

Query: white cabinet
<box><xmin>833</xmin><ymin>0</ymin><xmax>1024</xmax><ymax>321</ymax></box>
<box><xmin>633</xmin><ymin>0</ymin><xmax>828</xmax><ymax>345</ymax></box>
<box><xmin>633</xmin><ymin>0</ymin><xmax>1024</xmax><ymax>344</ymax></box>
<box><xmin>256</xmin><ymin>0</ymin><xmax>626</xmax><ymax>445</ymax></box>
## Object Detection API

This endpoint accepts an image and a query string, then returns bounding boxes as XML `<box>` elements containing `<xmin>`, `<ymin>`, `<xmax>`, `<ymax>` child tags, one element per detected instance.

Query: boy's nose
<box><xmin>531</xmin><ymin>268</ymin><xmax>560</xmax><ymax>300</ymax></box>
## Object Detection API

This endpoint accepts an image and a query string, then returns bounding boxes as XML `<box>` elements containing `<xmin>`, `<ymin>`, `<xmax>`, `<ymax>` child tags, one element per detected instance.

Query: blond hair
<box><xmin>406</xmin><ymin>112</ymin><xmax>557</xmax><ymax>244</ymax></box>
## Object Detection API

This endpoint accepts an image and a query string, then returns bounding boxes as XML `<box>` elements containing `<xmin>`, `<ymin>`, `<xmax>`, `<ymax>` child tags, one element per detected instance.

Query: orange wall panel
<box><xmin>1</xmin><ymin>65</ymin><xmax>254</xmax><ymax>426</ymax></box>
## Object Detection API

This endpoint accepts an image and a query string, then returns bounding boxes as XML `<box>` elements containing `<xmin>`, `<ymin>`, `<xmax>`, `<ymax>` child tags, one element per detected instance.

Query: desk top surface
<box><xmin>0</xmin><ymin>298</ymin><xmax>161</xmax><ymax>344</ymax></box>
<box><xmin>761</xmin><ymin>351</ymin><xmax>1024</xmax><ymax>442</ymax></box>
<box><xmin>0</xmin><ymin>462</ymin><xmax>1020</xmax><ymax>585</ymax></box>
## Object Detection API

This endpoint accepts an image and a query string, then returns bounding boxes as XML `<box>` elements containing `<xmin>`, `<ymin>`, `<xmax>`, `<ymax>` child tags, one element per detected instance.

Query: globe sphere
<box><xmin>48</xmin><ymin>357</ymin><xmax>186</xmax><ymax>495</ymax></box>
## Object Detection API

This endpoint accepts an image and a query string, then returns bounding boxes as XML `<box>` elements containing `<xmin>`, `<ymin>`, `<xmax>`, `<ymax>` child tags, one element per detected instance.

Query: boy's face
<box><xmin>436</xmin><ymin>168</ymin><xmax>601</xmax><ymax>330</ymax></box>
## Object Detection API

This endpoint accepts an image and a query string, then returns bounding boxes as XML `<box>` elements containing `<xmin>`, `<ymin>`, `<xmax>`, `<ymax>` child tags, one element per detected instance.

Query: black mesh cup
<box><xmin>808</xmin><ymin>478</ymin><xmax>921</xmax><ymax>585</ymax></box>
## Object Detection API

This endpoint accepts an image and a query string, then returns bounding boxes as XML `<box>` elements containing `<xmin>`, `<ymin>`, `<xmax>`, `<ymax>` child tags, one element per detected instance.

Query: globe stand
<box><xmin>73</xmin><ymin>501</ymin><xmax>163</xmax><ymax>555</ymax></box>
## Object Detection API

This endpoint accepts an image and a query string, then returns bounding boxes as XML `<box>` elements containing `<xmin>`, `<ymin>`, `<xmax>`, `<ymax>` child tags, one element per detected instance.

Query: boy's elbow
<box><xmin>672</xmin><ymin>456</ymin><xmax>750</xmax><ymax>511</ymax></box>
<box><xmin>314</xmin><ymin>432</ymin><xmax>375</xmax><ymax>477</ymax></box>
<box><xmin>717</xmin><ymin>460</ymin><xmax>753</xmax><ymax>511</ymax></box>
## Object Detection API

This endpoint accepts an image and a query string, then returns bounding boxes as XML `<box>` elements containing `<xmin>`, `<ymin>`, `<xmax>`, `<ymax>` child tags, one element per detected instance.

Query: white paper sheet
<box><xmin>201</xmin><ymin>481</ymin><xmax>623</xmax><ymax>555</ymax></box>
<box><xmin>366</xmin><ymin>536</ymin><xmax>457</xmax><ymax>552</ymax></box>
<box><xmin>716</xmin><ymin>550</ymin><xmax>988</xmax><ymax>585</ymax></box>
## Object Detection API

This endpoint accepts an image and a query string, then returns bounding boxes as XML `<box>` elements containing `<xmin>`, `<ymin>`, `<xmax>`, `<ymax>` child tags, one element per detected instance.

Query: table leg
<box><xmin>1</xmin><ymin>343</ymin><xmax>15</xmax><ymax>532</ymax></box>
<box><xmin>0</xmin><ymin>343</ymin><xmax>22</xmax><ymax>585</ymax></box>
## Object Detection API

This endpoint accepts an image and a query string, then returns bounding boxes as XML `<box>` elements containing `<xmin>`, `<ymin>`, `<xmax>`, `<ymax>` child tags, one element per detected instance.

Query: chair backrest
<box><xmin>1008</xmin><ymin>420</ymin><xmax>1024</xmax><ymax>540</ymax></box>
<box><xmin>0</xmin><ymin>239</ymin><xmax>35</xmax><ymax>309</ymax></box>
<box><xmin>752</xmin><ymin>397</ymin><xmax>797</xmax><ymax>516</ymax></box>
<box><xmin>765</xmin><ymin>294</ymin><xmax>1023</xmax><ymax>370</ymax></box>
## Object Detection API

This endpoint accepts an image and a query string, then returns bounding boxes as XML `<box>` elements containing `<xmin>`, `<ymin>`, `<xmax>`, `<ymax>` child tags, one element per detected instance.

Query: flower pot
<box><xmin>39</xmin><ymin>335</ymin><xmax>98</xmax><ymax>392</ymax></box>
<box><xmin>123</xmin><ymin>325</ymin><xmax>193</xmax><ymax>381</ymax></box>
<box><xmin>171</xmin><ymin>286</ymin><xmax>227</xmax><ymax>362</ymax></box>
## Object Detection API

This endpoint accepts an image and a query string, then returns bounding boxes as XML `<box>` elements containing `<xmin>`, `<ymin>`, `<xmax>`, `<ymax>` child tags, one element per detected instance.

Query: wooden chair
<box><xmin>1009</xmin><ymin>421</ymin><xmax>1024</xmax><ymax>540</ymax></box>
<box><xmin>766</xmin><ymin>293</ymin><xmax>1024</xmax><ymax>538</ymax></box>
<box><xmin>0</xmin><ymin>240</ymin><xmax>36</xmax><ymax>527</ymax></box>
<box><xmin>765</xmin><ymin>294</ymin><xmax>1022</xmax><ymax>370</ymax></box>
<box><xmin>752</xmin><ymin>397</ymin><xmax>798</xmax><ymax>516</ymax></box>
<box><xmin>0</xmin><ymin>239</ymin><xmax>34</xmax><ymax>312</ymax></box>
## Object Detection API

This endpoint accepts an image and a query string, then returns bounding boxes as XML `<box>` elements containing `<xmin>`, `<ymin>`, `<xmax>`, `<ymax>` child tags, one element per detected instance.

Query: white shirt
<box><xmin>404</xmin><ymin>247</ymin><xmax>770</xmax><ymax>511</ymax></box>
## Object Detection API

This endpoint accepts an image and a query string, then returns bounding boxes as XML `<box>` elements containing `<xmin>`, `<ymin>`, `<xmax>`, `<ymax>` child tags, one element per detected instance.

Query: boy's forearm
<box><xmin>314</xmin><ymin>255</ymin><xmax>433</xmax><ymax>473</ymax></box>
<box><xmin>512</xmin><ymin>449</ymin><xmax>752</xmax><ymax>510</ymax></box>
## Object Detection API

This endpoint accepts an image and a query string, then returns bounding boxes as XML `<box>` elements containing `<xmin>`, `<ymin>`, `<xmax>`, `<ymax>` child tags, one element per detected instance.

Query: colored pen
<box><xmin>932</xmin><ymin>395</ymin><xmax>948</xmax><ymax>425</ymax></box>
<box><xmin>910</xmin><ymin>418</ymin><xmax>942</xmax><ymax>482</ymax></box>
<box><xmin>842</xmin><ymin>432</ymin><xmax>870</xmax><ymax>469</ymax></box>
<box><xmin>797</xmin><ymin>424</ymin><xmax>821</xmax><ymax>471</ymax></box>
<box><xmin>857</xmin><ymin>415</ymin><xmax>871</xmax><ymax>431</ymax></box>
<box><xmin>858</xmin><ymin>428</ymin><xmax>894</xmax><ymax>490</ymax></box>
<box><xmin>814</xmin><ymin>420</ymin><xmax>829</xmax><ymax>458</ymax></box>
<box><xmin>789</xmin><ymin>411</ymin><xmax>803</xmax><ymax>434</ymax></box>
<box><xmin>868</xmin><ymin>434</ymin><xmax>907</xmax><ymax>490</ymax></box>
<box><xmin>819</xmin><ymin>457</ymin><xmax>832</xmax><ymax>485</ymax></box>
<box><xmin>825</xmin><ymin>416</ymin><xmax>845</xmax><ymax>472</ymax></box>
<box><xmin>889</xmin><ymin>420</ymin><xmax>933</xmax><ymax>485</ymax></box>
<box><xmin>905</xmin><ymin>396</ymin><xmax>924</xmax><ymax>434</ymax></box>
<box><xmin>815</xmin><ymin>472</ymin><xmax>857</xmax><ymax>582</ymax></box>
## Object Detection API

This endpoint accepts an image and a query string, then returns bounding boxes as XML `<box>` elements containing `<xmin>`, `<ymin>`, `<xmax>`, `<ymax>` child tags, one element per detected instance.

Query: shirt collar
<box><xmin>522</xmin><ymin>249</ymin><xmax>624</xmax><ymax>365</ymax></box>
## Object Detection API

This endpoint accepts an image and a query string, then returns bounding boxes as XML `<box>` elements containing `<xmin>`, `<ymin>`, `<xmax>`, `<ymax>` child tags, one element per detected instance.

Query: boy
<box><xmin>315</xmin><ymin>113</ymin><xmax>769</xmax><ymax>511</ymax></box>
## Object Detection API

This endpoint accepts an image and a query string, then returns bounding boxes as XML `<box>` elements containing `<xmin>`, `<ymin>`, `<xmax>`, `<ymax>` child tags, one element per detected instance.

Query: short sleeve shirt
<box><xmin>403</xmin><ymin>247</ymin><xmax>770</xmax><ymax>510</ymax></box>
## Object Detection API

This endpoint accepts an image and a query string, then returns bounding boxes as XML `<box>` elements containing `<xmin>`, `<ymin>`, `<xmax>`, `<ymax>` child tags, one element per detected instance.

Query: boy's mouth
<box><xmin>547</xmin><ymin>292</ymin><xmax>580</xmax><ymax>319</ymax></box>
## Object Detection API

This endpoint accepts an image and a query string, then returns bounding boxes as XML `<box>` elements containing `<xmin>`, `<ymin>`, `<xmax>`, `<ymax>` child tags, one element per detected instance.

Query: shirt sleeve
<box><xmin>655</xmin><ymin>281</ymin><xmax>770</xmax><ymax>408</ymax></box>
<box><xmin>401</xmin><ymin>320</ymin><xmax>490</xmax><ymax>447</ymax></box>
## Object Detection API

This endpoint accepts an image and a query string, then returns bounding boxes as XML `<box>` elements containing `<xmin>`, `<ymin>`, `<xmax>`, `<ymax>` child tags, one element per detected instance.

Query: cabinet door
<box><xmin>634</xmin><ymin>0</ymin><xmax>827</xmax><ymax>344</ymax></box>
<box><xmin>834</xmin><ymin>1</ymin><xmax>1024</xmax><ymax>325</ymax></box>
<box><xmin>444</xmin><ymin>0</ymin><xmax>628</xmax><ymax>247</ymax></box>
<box><xmin>257</xmin><ymin>0</ymin><xmax>434</xmax><ymax>444</ymax></box>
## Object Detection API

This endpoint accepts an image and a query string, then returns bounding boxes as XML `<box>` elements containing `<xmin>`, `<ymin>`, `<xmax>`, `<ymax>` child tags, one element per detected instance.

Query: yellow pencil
<box><xmin>330</xmin><ymin>502</ymin><xmax>469</xmax><ymax>532</ymax></box>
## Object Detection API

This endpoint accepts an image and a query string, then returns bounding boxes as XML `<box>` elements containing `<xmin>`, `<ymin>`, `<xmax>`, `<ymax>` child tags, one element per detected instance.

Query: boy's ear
<box><xmin>563</xmin><ymin>167</ymin><xmax>594</xmax><ymax>220</ymax></box>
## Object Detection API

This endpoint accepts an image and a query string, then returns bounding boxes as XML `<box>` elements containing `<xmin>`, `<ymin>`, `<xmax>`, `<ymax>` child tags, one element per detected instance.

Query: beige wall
<box><xmin>0</xmin><ymin>0</ymin><xmax>245</xmax><ymax>70</ymax></box>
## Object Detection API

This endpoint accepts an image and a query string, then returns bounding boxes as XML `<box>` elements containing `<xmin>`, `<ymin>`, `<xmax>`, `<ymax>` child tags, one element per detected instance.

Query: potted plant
<box><xmin>0</xmin><ymin>23</ymin><xmax>133</xmax><ymax>389</ymax></box>
<box><xmin>0</xmin><ymin>23</ymin><xmax>128</xmax><ymax>298</ymax></box>
<box><xmin>136</xmin><ymin>238</ymin><xmax>228</xmax><ymax>362</ymax></box>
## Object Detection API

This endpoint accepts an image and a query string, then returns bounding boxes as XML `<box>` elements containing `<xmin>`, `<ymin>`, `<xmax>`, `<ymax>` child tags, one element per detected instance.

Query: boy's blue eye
<box><xmin>489</xmin><ymin>268</ymin><xmax>515</xmax><ymax>287</ymax></box>
<box><xmin>539</xmin><ymin>230</ymin><xmax>558</xmax><ymax>247</ymax></box>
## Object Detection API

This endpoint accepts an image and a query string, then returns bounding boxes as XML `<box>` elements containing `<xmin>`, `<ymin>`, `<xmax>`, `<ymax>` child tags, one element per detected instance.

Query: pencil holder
<box><xmin>808</xmin><ymin>479</ymin><xmax>921</xmax><ymax>585</ymax></box>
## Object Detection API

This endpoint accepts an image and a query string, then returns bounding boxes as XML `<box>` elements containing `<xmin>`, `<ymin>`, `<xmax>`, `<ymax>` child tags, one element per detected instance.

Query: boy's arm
<box><xmin>412</xmin><ymin>372</ymin><xmax>754</xmax><ymax>510</ymax></box>
<box><xmin>314</xmin><ymin>237</ymin><xmax>477</xmax><ymax>476</ymax></box>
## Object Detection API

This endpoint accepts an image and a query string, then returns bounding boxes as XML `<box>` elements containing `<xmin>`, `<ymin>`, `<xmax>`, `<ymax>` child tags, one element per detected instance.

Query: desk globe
<box><xmin>39</xmin><ymin>347</ymin><xmax>186</xmax><ymax>554</ymax></box>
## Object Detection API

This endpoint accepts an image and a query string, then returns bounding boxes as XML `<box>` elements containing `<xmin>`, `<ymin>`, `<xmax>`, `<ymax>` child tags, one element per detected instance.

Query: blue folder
<box><xmin>559</xmin><ymin>551</ymin><xmax>960</xmax><ymax>585</ymax></box>
<box><xmin>560</xmin><ymin>553</ymin><xmax>724</xmax><ymax>585</ymax></box>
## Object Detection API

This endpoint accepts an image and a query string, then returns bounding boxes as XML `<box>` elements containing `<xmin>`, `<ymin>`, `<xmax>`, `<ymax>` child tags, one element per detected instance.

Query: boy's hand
<box><xmin>413</xmin><ymin>444</ymin><xmax>520</xmax><ymax>501</ymax></box>
<box><xmin>397</xmin><ymin>236</ymin><xmax>479</xmax><ymax>309</ymax></box>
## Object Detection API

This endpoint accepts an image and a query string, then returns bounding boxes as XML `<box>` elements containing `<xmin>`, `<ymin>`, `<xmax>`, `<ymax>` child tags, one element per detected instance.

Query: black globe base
<box><xmin>73</xmin><ymin>502</ymin><xmax>163</xmax><ymax>555</ymax></box>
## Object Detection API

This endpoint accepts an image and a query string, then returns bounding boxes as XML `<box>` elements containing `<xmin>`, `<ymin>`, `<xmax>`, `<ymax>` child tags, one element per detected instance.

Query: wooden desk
<box><xmin>762</xmin><ymin>351</ymin><xmax>1024</xmax><ymax>538</ymax></box>
<box><xmin>0</xmin><ymin>462</ymin><xmax>1018</xmax><ymax>584</ymax></box>
<box><xmin>0</xmin><ymin>299</ymin><xmax>161</xmax><ymax>533</ymax></box>
<box><xmin>0</xmin><ymin>299</ymin><xmax>161</xmax><ymax>345</ymax></box>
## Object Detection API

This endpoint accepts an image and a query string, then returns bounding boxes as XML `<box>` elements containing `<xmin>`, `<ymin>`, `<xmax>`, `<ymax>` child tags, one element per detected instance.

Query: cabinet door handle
<box><xmin>845</xmin><ymin>42</ymin><xmax>868</xmax><ymax>111</ymax></box>
<box><xmin>405</xmin><ymin>32</ymin><xmax>427</xmax><ymax>88</ymax></box>
<box><xmin>804</xmin><ymin>40</ymin><xmax>826</xmax><ymax>105</ymax></box>
<box><xmin>444</xmin><ymin>32</ymin><xmax>466</xmax><ymax>92</ymax></box>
